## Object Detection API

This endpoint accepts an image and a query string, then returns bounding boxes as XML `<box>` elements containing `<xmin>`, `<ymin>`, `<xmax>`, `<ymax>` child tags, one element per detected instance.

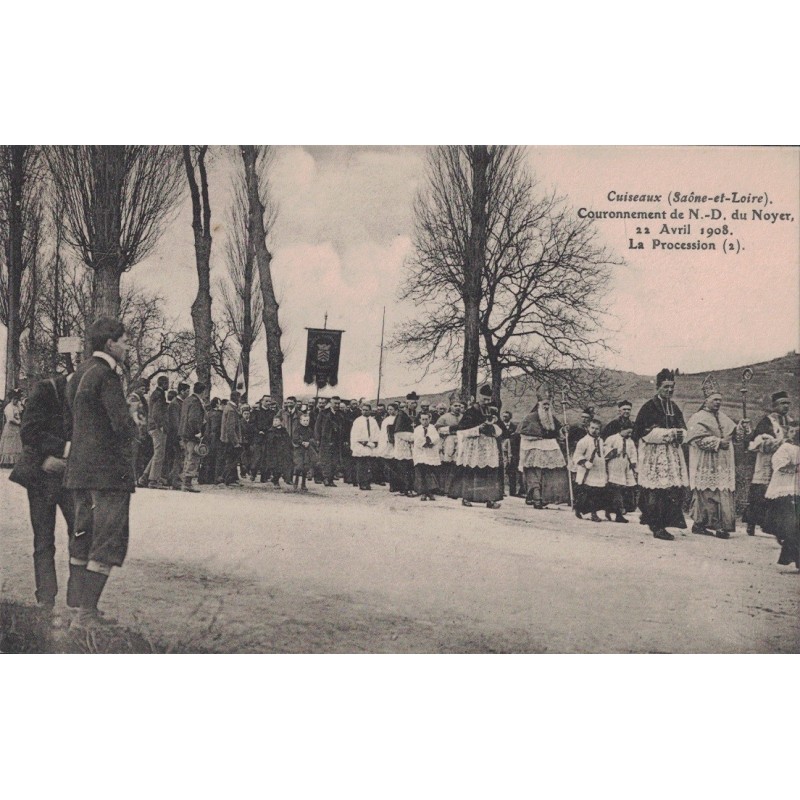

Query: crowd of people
<box><xmin>4</xmin><ymin>316</ymin><xmax>799</xmax><ymax>631</ymax></box>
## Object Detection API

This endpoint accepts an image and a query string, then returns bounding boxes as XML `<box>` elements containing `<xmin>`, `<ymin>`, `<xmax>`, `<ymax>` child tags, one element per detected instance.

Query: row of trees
<box><xmin>394</xmin><ymin>146</ymin><xmax>620</xmax><ymax>407</ymax></box>
<box><xmin>0</xmin><ymin>145</ymin><xmax>285</xmax><ymax>400</ymax></box>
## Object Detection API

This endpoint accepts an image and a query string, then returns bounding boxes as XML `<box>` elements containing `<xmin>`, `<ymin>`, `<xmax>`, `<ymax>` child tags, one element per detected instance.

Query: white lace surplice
<box><xmin>637</xmin><ymin>428</ymin><xmax>688</xmax><ymax>489</ymax></box>
<box><xmin>519</xmin><ymin>437</ymin><xmax>566</xmax><ymax>470</ymax></box>
<box><xmin>456</xmin><ymin>425</ymin><xmax>500</xmax><ymax>469</ymax></box>
<box><xmin>688</xmin><ymin>439</ymin><xmax>736</xmax><ymax>491</ymax></box>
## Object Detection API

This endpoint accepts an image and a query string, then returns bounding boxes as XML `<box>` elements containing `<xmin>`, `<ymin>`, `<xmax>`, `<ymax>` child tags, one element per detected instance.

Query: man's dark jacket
<box><xmin>315</xmin><ymin>407</ymin><xmax>343</xmax><ymax>446</ymax></box>
<box><xmin>166</xmin><ymin>395</ymin><xmax>184</xmax><ymax>439</ymax></box>
<box><xmin>63</xmin><ymin>356</ymin><xmax>137</xmax><ymax>491</ymax></box>
<box><xmin>179</xmin><ymin>394</ymin><xmax>205</xmax><ymax>441</ymax></box>
<box><xmin>147</xmin><ymin>386</ymin><xmax>168</xmax><ymax>432</ymax></box>
<box><xmin>19</xmin><ymin>375</ymin><xmax>69</xmax><ymax>488</ymax></box>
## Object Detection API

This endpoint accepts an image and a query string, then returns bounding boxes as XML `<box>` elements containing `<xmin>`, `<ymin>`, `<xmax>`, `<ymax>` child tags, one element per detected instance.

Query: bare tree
<box><xmin>0</xmin><ymin>145</ymin><xmax>47</xmax><ymax>394</ymax></box>
<box><xmin>183</xmin><ymin>145</ymin><xmax>213</xmax><ymax>396</ymax></box>
<box><xmin>209</xmin><ymin>322</ymin><xmax>239</xmax><ymax>393</ymax></box>
<box><xmin>394</xmin><ymin>146</ymin><xmax>621</xmax><ymax>407</ymax></box>
<box><xmin>215</xmin><ymin>165</ymin><xmax>265</xmax><ymax>395</ymax></box>
<box><xmin>44</xmin><ymin>146</ymin><xmax>184</xmax><ymax>321</ymax></box>
<box><xmin>119</xmin><ymin>283</ymin><xmax>196</xmax><ymax>386</ymax></box>
<box><xmin>240</xmin><ymin>145</ymin><xmax>283</xmax><ymax>402</ymax></box>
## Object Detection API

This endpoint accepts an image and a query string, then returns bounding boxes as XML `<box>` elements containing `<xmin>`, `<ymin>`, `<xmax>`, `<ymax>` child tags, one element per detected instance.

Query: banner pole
<box><xmin>376</xmin><ymin>306</ymin><xmax>386</xmax><ymax>405</ymax></box>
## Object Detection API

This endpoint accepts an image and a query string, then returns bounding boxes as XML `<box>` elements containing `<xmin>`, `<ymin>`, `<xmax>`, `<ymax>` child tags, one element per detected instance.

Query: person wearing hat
<box><xmin>602</xmin><ymin>400</ymin><xmax>634</xmax><ymax>438</ymax></box>
<box><xmin>314</xmin><ymin>395</ymin><xmax>344</xmax><ymax>487</ymax></box>
<box><xmin>632</xmin><ymin>368</ymin><xmax>689</xmax><ymax>541</ymax></box>
<box><xmin>392</xmin><ymin>392</ymin><xmax>418</xmax><ymax>496</ymax></box>
<box><xmin>455</xmin><ymin>385</ymin><xmax>504</xmax><ymax>508</ymax></box>
<box><xmin>744</xmin><ymin>390</ymin><xmax>795</xmax><ymax>536</ymax></box>
<box><xmin>685</xmin><ymin>377</ymin><xmax>750</xmax><ymax>538</ymax></box>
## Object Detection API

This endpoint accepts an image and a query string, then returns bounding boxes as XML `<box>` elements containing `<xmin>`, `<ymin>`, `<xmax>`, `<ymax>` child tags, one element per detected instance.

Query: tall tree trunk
<box><xmin>183</xmin><ymin>146</ymin><xmax>213</xmax><ymax>396</ymax></box>
<box><xmin>89</xmin><ymin>146</ymin><xmax>125</xmax><ymax>320</ymax></box>
<box><xmin>490</xmin><ymin>360</ymin><xmax>503</xmax><ymax>410</ymax></box>
<box><xmin>460</xmin><ymin>145</ymin><xmax>489</xmax><ymax>403</ymax></box>
<box><xmin>92</xmin><ymin>267</ymin><xmax>122</xmax><ymax>321</ymax></box>
<box><xmin>51</xmin><ymin>205</ymin><xmax>62</xmax><ymax>371</ymax></box>
<box><xmin>241</xmin><ymin>238</ymin><xmax>254</xmax><ymax>395</ymax></box>
<box><xmin>241</xmin><ymin>145</ymin><xmax>283</xmax><ymax>403</ymax></box>
<box><xmin>4</xmin><ymin>146</ymin><xmax>25</xmax><ymax>396</ymax></box>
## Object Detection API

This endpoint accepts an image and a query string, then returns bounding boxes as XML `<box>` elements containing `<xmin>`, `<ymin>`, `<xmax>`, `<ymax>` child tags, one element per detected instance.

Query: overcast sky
<box><xmin>3</xmin><ymin>146</ymin><xmax>798</xmax><ymax>399</ymax></box>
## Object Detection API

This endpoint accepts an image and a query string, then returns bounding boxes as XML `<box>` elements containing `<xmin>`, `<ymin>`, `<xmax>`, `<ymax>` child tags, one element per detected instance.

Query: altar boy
<box><xmin>573</xmin><ymin>418</ymin><xmax>610</xmax><ymax>522</ymax></box>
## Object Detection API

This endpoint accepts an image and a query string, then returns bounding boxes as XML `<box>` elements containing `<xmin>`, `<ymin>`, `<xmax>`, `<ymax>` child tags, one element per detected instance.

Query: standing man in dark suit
<box><xmin>145</xmin><ymin>375</ymin><xmax>169</xmax><ymax>488</ymax></box>
<box><xmin>63</xmin><ymin>317</ymin><xmax>138</xmax><ymax>628</ymax></box>
<box><xmin>179</xmin><ymin>381</ymin><xmax>206</xmax><ymax>493</ymax></box>
<box><xmin>315</xmin><ymin>396</ymin><xmax>343</xmax><ymax>487</ymax></box>
<box><xmin>13</xmin><ymin>373</ymin><xmax>77</xmax><ymax>618</ymax></box>
<box><xmin>218</xmin><ymin>390</ymin><xmax>243</xmax><ymax>485</ymax></box>
<box><xmin>165</xmin><ymin>381</ymin><xmax>189</xmax><ymax>489</ymax></box>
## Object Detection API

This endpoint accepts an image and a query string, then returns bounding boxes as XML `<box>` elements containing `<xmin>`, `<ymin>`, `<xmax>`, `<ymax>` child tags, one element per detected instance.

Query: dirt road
<box><xmin>1</xmin><ymin>477</ymin><xmax>797</xmax><ymax>652</ymax></box>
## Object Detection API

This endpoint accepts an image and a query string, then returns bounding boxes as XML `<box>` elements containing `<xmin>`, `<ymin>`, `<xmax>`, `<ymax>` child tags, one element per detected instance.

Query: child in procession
<box><xmin>603</xmin><ymin>420</ymin><xmax>638</xmax><ymax>523</ymax></box>
<box><xmin>413</xmin><ymin>411</ymin><xmax>441</xmax><ymax>501</ymax></box>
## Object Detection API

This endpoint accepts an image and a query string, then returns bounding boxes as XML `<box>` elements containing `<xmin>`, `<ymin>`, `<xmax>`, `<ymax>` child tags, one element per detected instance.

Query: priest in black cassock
<box><xmin>632</xmin><ymin>368</ymin><xmax>689</xmax><ymax>541</ymax></box>
<box><xmin>455</xmin><ymin>385</ymin><xmax>505</xmax><ymax>508</ymax></box>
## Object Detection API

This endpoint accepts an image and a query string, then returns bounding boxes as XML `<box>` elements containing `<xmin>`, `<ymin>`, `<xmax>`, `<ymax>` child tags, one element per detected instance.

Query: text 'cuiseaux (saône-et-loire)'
<box><xmin>577</xmin><ymin>189</ymin><xmax>795</xmax><ymax>255</ymax></box>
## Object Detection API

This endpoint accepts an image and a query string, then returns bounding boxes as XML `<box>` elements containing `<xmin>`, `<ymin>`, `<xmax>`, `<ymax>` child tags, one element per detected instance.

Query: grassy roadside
<box><xmin>0</xmin><ymin>600</ymin><xmax>179</xmax><ymax>654</ymax></box>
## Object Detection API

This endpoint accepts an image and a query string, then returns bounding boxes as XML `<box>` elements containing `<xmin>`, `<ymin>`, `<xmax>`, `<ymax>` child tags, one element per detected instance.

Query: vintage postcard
<box><xmin>1</xmin><ymin>145</ymin><xmax>797</xmax><ymax>655</ymax></box>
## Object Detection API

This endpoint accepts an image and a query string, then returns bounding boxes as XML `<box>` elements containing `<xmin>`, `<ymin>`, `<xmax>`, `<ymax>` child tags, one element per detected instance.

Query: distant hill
<box><xmin>379</xmin><ymin>353</ymin><xmax>799</xmax><ymax>426</ymax></box>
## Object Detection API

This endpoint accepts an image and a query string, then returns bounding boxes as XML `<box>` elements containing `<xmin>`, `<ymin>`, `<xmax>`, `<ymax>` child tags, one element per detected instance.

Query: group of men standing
<box><xmin>10</xmin><ymin>314</ymin><xmax>800</xmax><ymax>634</ymax></box>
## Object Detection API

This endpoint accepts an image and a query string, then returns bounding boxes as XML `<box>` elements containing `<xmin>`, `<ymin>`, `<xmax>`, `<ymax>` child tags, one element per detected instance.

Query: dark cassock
<box><xmin>518</xmin><ymin>401</ymin><xmax>570</xmax><ymax>508</ymax></box>
<box><xmin>601</xmin><ymin>401</ymin><xmax>634</xmax><ymax>439</ymax></box>
<box><xmin>456</xmin><ymin>387</ymin><xmax>504</xmax><ymax>508</ymax></box>
<box><xmin>262</xmin><ymin>421</ymin><xmax>293</xmax><ymax>485</ymax></box>
<box><xmin>392</xmin><ymin>397</ymin><xmax>417</xmax><ymax>495</ymax></box>
<box><xmin>632</xmin><ymin>369</ymin><xmax>689</xmax><ymax>541</ymax></box>
<box><xmin>314</xmin><ymin>402</ymin><xmax>343</xmax><ymax>486</ymax></box>
<box><xmin>744</xmin><ymin>391</ymin><xmax>794</xmax><ymax>535</ymax></box>
<box><xmin>249</xmin><ymin>404</ymin><xmax>274</xmax><ymax>481</ymax></box>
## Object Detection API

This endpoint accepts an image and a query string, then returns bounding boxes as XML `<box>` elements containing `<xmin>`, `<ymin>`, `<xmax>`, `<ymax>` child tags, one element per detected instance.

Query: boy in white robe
<box><xmin>604</xmin><ymin>421</ymin><xmax>638</xmax><ymax>523</ymax></box>
<box><xmin>413</xmin><ymin>412</ymin><xmax>442</xmax><ymax>500</ymax></box>
<box><xmin>573</xmin><ymin>419</ymin><xmax>611</xmax><ymax>522</ymax></box>
<box><xmin>377</xmin><ymin>403</ymin><xmax>397</xmax><ymax>491</ymax></box>
<box><xmin>350</xmin><ymin>403</ymin><xmax>380</xmax><ymax>490</ymax></box>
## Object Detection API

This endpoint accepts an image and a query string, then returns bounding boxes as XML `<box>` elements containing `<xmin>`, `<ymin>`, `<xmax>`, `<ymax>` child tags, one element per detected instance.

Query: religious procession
<box><xmin>6</xmin><ymin>311</ymin><xmax>796</xmax><ymax>640</ymax></box>
<box><xmin>1</xmin><ymin>145</ymin><xmax>797</xmax><ymax>655</ymax></box>
<box><xmin>120</xmin><ymin>366</ymin><xmax>797</xmax><ymax>559</ymax></box>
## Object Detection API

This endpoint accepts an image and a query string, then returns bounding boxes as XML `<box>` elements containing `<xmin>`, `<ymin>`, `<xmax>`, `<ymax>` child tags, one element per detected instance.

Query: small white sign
<box><xmin>57</xmin><ymin>336</ymin><xmax>82</xmax><ymax>354</ymax></box>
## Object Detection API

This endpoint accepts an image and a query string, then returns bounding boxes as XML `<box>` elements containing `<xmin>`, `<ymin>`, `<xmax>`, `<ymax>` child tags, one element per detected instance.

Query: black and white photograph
<box><xmin>2</xmin><ymin>143</ymin><xmax>797</xmax><ymax>655</ymax></box>
<box><xmin>0</xmin><ymin>7</ymin><xmax>796</xmax><ymax>798</ymax></box>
